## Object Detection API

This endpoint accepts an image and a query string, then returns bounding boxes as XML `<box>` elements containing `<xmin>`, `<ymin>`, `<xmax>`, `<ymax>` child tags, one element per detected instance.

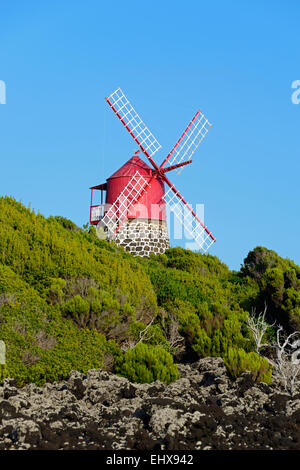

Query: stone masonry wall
<box><xmin>113</xmin><ymin>218</ymin><xmax>169</xmax><ymax>257</ymax></box>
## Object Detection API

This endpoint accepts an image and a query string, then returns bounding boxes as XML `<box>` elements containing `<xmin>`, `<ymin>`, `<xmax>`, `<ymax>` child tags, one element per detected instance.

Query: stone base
<box><xmin>112</xmin><ymin>218</ymin><xmax>169</xmax><ymax>257</ymax></box>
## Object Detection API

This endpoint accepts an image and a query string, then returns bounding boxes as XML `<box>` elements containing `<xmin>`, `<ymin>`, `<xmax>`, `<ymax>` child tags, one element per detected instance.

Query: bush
<box><xmin>115</xmin><ymin>342</ymin><xmax>179</xmax><ymax>384</ymax></box>
<box><xmin>0</xmin><ymin>365</ymin><xmax>7</xmax><ymax>382</ymax></box>
<box><xmin>224</xmin><ymin>347</ymin><xmax>272</xmax><ymax>384</ymax></box>
<box><xmin>0</xmin><ymin>264</ymin><xmax>119</xmax><ymax>386</ymax></box>
<box><xmin>241</xmin><ymin>247</ymin><xmax>300</xmax><ymax>330</ymax></box>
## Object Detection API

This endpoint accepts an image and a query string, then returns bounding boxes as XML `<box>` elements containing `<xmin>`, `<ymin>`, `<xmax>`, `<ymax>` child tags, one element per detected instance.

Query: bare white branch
<box><xmin>121</xmin><ymin>317</ymin><xmax>155</xmax><ymax>352</ymax></box>
<box><xmin>164</xmin><ymin>314</ymin><xmax>185</xmax><ymax>352</ymax></box>
<box><xmin>245</xmin><ymin>305</ymin><xmax>275</xmax><ymax>354</ymax></box>
<box><xmin>274</xmin><ymin>326</ymin><xmax>300</xmax><ymax>396</ymax></box>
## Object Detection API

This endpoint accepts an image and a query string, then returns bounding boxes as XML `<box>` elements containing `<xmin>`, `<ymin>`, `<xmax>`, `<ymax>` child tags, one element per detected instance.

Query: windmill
<box><xmin>90</xmin><ymin>88</ymin><xmax>216</xmax><ymax>256</ymax></box>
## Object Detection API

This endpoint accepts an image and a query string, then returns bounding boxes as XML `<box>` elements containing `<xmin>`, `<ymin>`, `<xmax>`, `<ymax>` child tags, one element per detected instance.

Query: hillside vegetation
<box><xmin>0</xmin><ymin>196</ymin><xmax>299</xmax><ymax>386</ymax></box>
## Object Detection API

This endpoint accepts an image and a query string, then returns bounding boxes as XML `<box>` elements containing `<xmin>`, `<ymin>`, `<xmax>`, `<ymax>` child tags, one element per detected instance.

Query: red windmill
<box><xmin>90</xmin><ymin>88</ymin><xmax>216</xmax><ymax>256</ymax></box>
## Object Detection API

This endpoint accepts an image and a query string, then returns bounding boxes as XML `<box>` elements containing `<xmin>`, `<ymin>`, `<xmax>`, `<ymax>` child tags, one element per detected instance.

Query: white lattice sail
<box><xmin>163</xmin><ymin>187</ymin><xmax>215</xmax><ymax>253</ymax></box>
<box><xmin>106</xmin><ymin>88</ymin><xmax>162</xmax><ymax>157</ymax></box>
<box><xmin>166</xmin><ymin>110</ymin><xmax>211</xmax><ymax>174</ymax></box>
<box><xmin>101</xmin><ymin>171</ymin><xmax>150</xmax><ymax>238</ymax></box>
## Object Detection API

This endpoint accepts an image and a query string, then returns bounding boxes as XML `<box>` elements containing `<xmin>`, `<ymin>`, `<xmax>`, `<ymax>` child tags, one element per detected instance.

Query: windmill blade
<box><xmin>163</xmin><ymin>185</ymin><xmax>216</xmax><ymax>253</ymax></box>
<box><xmin>162</xmin><ymin>110</ymin><xmax>212</xmax><ymax>174</ymax></box>
<box><xmin>102</xmin><ymin>171</ymin><xmax>153</xmax><ymax>238</ymax></box>
<box><xmin>106</xmin><ymin>88</ymin><xmax>162</xmax><ymax>159</ymax></box>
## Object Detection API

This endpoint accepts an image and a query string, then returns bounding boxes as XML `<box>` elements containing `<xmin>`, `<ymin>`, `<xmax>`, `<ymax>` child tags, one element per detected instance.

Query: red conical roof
<box><xmin>108</xmin><ymin>155</ymin><xmax>152</xmax><ymax>180</ymax></box>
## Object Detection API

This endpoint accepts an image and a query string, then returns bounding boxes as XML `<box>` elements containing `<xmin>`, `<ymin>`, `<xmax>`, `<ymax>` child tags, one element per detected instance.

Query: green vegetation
<box><xmin>115</xmin><ymin>342</ymin><xmax>179</xmax><ymax>384</ymax></box>
<box><xmin>0</xmin><ymin>196</ymin><xmax>299</xmax><ymax>386</ymax></box>
<box><xmin>242</xmin><ymin>246</ymin><xmax>300</xmax><ymax>331</ymax></box>
<box><xmin>224</xmin><ymin>347</ymin><xmax>272</xmax><ymax>384</ymax></box>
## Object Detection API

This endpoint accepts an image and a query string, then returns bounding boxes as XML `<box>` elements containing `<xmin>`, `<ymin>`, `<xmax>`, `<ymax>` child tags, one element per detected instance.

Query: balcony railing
<box><xmin>90</xmin><ymin>204</ymin><xmax>106</xmax><ymax>223</ymax></box>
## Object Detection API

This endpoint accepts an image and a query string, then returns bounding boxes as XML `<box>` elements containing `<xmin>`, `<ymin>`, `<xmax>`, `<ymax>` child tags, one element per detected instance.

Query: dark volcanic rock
<box><xmin>0</xmin><ymin>358</ymin><xmax>299</xmax><ymax>450</ymax></box>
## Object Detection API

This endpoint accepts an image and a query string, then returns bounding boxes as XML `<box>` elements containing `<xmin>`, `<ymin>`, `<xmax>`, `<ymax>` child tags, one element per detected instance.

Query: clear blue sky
<box><xmin>0</xmin><ymin>0</ymin><xmax>299</xmax><ymax>270</ymax></box>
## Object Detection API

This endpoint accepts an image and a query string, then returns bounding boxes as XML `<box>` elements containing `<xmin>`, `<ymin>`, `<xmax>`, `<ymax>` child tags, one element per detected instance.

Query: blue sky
<box><xmin>0</xmin><ymin>0</ymin><xmax>299</xmax><ymax>270</ymax></box>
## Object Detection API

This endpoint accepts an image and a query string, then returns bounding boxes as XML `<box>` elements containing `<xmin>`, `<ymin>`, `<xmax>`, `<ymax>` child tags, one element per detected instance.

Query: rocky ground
<box><xmin>0</xmin><ymin>357</ymin><xmax>299</xmax><ymax>450</ymax></box>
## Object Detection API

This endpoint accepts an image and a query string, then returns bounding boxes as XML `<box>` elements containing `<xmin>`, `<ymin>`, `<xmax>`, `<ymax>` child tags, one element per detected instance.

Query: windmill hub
<box><xmin>89</xmin><ymin>88</ymin><xmax>216</xmax><ymax>257</ymax></box>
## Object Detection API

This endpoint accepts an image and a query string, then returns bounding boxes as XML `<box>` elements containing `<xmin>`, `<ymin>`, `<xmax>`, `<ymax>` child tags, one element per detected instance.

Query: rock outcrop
<box><xmin>0</xmin><ymin>357</ymin><xmax>299</xmax><ymax>450</ymax></box>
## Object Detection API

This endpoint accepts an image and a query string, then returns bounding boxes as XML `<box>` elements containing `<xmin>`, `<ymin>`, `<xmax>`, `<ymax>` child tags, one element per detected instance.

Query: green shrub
<box><xmin>0</xmin><ymin>365</ymin><xmax>7</xmax><ymax>382</ymax></box>
<box><xmin>241</xmin><ymin>247</ymin><xmax>300</xmax><ymax>330</ymax></box>
<box><xmin>224</xmin><ymin>347</ymin><xmax>272</xmax><ymax>384</ymax></box>
<box><xmin>115</xmin><ymin>342</ymin><xmax>179</xmax><ymax>384</ymax></box>
<box><xmin>0</xmin><ymin>264</ymin><xmax>119</xmax><ymax>386</ymax></box>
